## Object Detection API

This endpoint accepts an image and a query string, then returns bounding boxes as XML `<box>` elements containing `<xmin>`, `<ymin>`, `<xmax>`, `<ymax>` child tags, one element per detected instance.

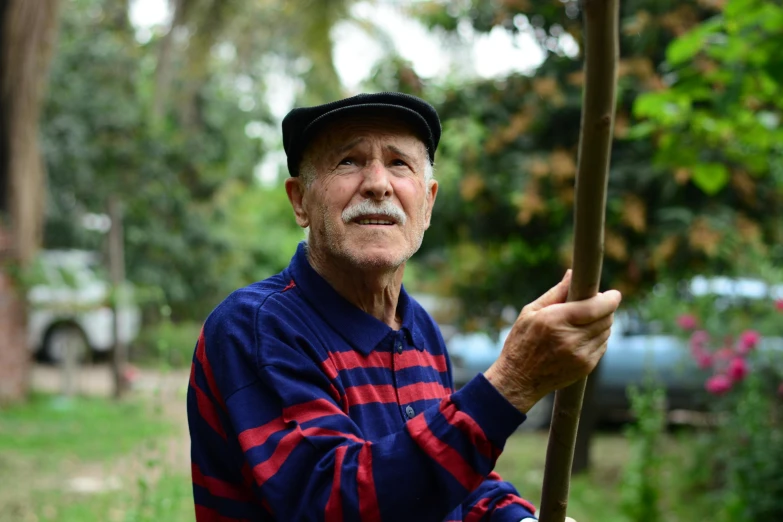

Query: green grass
<box><xmin>496</xmin><ymin>431</ymin><xmax>627</xmax><ymax>522</ymax></box>
<box><xmin>33</xmin><ymin>471</ymin><xmax>195</xmax><ymax>522</ymax></box>
<box><xmin>0</xmin><ymin>392</ymin><xmax>179</xmax><ymax>522</ymax></box>
<box><xmin>0</xmin><ymin>393</ymin><xmax>172</xmax><ymax>462</ymax></box>
<box><xmin>1</xmin><ymin>393</ymin><xmax>717</xmax><ymax>522</ymax></box>
<box><xmin>496</xmin><ymin>429</ymin><xmax>715</xmax><ymax>522</ymax></box>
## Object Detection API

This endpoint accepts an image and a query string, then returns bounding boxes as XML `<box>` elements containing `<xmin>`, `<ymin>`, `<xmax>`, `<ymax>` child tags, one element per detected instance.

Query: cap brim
<box><xmin>283</xmin><ymin>92</ymin><xmax>441</xmax><ymax>176</ymax></box>
<box><xmin>302</xmin><ymin>103</ymin><xmax>434</xmax><ymax>157</ymax></box>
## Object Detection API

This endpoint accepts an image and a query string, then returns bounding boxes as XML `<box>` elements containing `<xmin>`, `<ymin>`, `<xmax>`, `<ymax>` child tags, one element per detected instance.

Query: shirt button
<box><xmin>405</xmin><ymin>405</ymin><xmax>415</xmax><ymax>419</ymax></box>
<box><xmin>396</xmin><ymin>343</ymin><xmax>403</xmax><ymax>354</ymax></box>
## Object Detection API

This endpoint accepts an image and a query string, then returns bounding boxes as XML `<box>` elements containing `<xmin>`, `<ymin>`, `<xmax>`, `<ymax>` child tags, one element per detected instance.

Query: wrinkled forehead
<box><xmin>303</xmin><ymin>109</ymin><xmax>429</xmax><ymax>164</ymax></box>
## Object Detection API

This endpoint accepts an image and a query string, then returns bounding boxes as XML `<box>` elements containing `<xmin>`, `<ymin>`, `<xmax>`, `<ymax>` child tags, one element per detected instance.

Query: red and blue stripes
<box><xmin>187</xmin><ymin>242</ymin><xmax>536</xmax><ymax>521</ymax></box>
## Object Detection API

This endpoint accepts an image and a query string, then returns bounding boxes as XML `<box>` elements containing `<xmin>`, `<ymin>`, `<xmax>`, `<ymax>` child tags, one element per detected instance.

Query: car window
<box><xmin>39</xmin><ymin>252</ymin><xmax>105</xmax><ymax>289</ymax></box>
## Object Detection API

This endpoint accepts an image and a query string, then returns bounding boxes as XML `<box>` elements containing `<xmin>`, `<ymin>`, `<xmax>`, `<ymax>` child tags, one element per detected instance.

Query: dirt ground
<box><xmin>7</xmin><ymin>364</ymin><xmax>193</xmax><ymax>514</ymax></box>
<box><xmin>30</xmin><ymin>363</ymin><xmax>190</xmax><ymax>403</ymax></box>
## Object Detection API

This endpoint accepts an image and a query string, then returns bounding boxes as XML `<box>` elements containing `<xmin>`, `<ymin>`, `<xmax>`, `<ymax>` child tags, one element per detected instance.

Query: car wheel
<box><xmin>43</xmin><ymin>324</ymin><xmax>89</xmax><ymax>364</ymax></box>
<box><xmin>518</xmin><ymin>393</ymin><xmax>554</xmax><ymax>431</ymax></box>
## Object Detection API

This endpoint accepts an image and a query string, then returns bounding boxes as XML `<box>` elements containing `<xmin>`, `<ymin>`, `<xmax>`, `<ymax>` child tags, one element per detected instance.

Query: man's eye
<box><xmin>391</xmin><ymin>159</ymin><xmax>408</xmax><ymax>167</ymax></box>
<box><xmin>338</xmin><ymin>158</ymin><xmax>354</xmax><ymax>166</ymax></box>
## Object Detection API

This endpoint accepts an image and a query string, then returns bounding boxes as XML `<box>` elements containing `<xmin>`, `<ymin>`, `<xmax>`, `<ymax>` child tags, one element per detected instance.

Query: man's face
<box><xmin>286</xmin><ymin>111</ymin><xmax>438</xmax><ymax>271</ymax></box>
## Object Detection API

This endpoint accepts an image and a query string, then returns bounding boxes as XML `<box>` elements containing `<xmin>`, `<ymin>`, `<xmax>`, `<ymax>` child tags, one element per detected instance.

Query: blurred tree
<box><xmin>409</xmin><ymin>0</ymin><xmax>729</xmax><ymax>317</ymax></box>
<box><xmin>40</xmin><ymin>0</ymin><xmax>362</xmax><ymax>321</ymax></box>
<box><xmin>369</xmin><ymin>0</ymin><xmax>783</xmax><ymax>475</ymax></box>
<box><xmin>0</xmin><ymin>0</ymin><xmax>60</xmax><ymax>403</ymax></box>
<box><xmin>405</xmin><ymin>0</ymin><xmax>781</xmax><ymax>318</ymax></box>
<box><xmin>155</xmin><ymin>0</ymin><xmax>355</xmax><ymax>119</ymax></box>
<box><xmin>632</xmin><ymin>0</ymin><xmax>783</xmax><ymax>267</ymax></box>
<box><xmin>42</xmin><ymin>0</ymin><xmax>257</xmax><ymax>320</ymax></box>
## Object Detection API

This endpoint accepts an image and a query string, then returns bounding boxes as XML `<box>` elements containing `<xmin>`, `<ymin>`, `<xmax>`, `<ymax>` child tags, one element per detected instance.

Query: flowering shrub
<box><xmin>676</xmin><ymin>308</ymin><xmax>783</xmax><ymax>398</ymax></box>
<box><xmin>671</xmin><ymin>292</ymin><xmax>783</xmax><ymax>521</ymax></box>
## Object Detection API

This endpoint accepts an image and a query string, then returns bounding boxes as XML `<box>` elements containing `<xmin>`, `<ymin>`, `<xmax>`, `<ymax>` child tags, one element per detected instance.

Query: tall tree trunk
<box><xmin>108</xmin><ymin>196</ymin><xmax>129</xmax><ymax>398</ymax></box>
<box><xmin>152</xmin><ymin>0</ymin><xmax>184</xmax><ymax>123</ymax></box>
<box><xmin>0</xmin><ymin>0</ymin><xmax>60</xmax><ymax>404</ymax></box>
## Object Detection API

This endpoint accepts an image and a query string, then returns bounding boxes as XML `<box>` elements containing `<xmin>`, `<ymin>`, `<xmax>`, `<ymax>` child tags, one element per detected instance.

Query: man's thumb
<box><xmin>527</xmin><ymin>269</ymin><xmax>571</xmax><ymax>312</ymax></box>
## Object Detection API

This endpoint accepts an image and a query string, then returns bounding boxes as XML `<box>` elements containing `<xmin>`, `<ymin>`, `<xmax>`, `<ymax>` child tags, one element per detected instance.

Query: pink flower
<box><xmin>690</xmin><ymin>330</ymin><xmax>710</xmax><ymax>351</ymax></box>
<box><xmin>778</xmin><ymin>382</ymin><xmax>783</xmax><ymax>398</ymax></box>
<box><xmin>689</xmin><ymin>333</ymin><xmax>713</xmax><ymax>369</ymax></box>
<box><xmin>775</xmin><ymin>299</ymin><xmax>783</xmax><ymax>312</ymax></box>
<box><xmin>715</xmin><ymin>348</ymin><xmax>734</xmax><ymax>362</ymax></box>
<box><xmin>737</xmin><ymin>330</ymin><xmax>761</xmax><ymax>355</ymax></box>
<box><xmin>712</xmin><ymin>347</ymin><xmax>734</xmax><ymax>373</ymax></box>
<box><xmin>727</xmin><ymin>357</ymin><xmax>749</xmax><ymax>382</ymax></box>
<box><xmin>694</xmin><ymin>350</ymin><xmax>713</xmax><ymax>370</ymax></box>
<box><xmin>705</xmin><ymin>374</ymin><xmax>733</xmax><ymax>395</ymax></box>
<box><xmin>677</xmin><ymin>314</ymin><xmax>699</xmax><ymax>330</ymax></box>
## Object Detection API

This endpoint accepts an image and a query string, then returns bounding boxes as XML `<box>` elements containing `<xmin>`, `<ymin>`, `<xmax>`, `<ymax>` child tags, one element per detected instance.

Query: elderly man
<box><xmin>188</xmin><ymin>92</ymin><xmax>620</xmax><ymax>522</ymax></box>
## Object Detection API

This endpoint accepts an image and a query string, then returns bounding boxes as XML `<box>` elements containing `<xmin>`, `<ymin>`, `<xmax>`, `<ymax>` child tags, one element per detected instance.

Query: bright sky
<box><xmin>129</xmin><ymin>0</ymin><xmax>553</xmax><ymax>93</ymax></box>
<box><xmin>128</xmin><ymin>0</ymin><xmax>574</xmax><ymax>185</ymax></box>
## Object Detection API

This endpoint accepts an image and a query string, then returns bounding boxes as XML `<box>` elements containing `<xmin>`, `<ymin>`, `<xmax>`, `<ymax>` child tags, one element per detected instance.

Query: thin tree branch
<box><xmin>538</xmin><ymin>1</ymin><xmax>619</xmax><ymax>521</ymax></box>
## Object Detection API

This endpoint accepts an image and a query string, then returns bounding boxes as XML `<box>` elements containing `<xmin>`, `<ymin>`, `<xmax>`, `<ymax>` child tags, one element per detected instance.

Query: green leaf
<box><xmin>666</xmin><ymin>18</ymin><xmax>723</xmax><ymax>66</ymax></box>
<box><xmin>625</xmin><ymin>121</ymin><xmax>656</xmax><ymax>140</ymax></box>
<box><xmin>692</xmin><ymin>163</ymin><xmax>729</xmax><ymax>195</ymax></box>
<box><xmin>633</xmin><ymin>92</ymin><xmax>667</xmax><ymax>120</ymax></box>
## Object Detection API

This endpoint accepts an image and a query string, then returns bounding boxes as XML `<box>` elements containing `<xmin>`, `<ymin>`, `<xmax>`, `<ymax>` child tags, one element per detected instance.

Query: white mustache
<box><xmin>342</xmin><ymin>200</ymin><xmax>406</xmax><ymax>225</ymax></box>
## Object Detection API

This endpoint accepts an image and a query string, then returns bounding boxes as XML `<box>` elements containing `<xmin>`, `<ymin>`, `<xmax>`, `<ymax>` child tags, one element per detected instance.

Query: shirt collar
<box><xmin>397</xmin><ymin>283</ymin><xmax>427</xmax><ymax>351</ymax></box>
<box><xmin>288</xmin><ymin>242</ymin><xmax>426</xmax><ymax>355</ymax></box>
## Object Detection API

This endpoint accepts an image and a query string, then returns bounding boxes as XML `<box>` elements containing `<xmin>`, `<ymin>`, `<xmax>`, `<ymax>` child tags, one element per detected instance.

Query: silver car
<box><xmin>447</xmin><ymin>277</ymin><xmax>783</xmax><ymax>430</ymax></box>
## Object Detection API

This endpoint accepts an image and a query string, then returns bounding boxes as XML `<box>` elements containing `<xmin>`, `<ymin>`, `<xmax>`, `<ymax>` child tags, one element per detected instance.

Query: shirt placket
<box><xmin>391</xmin><ymin>330</ymin><xmax>417</xmax><ymax>422</ymax></box>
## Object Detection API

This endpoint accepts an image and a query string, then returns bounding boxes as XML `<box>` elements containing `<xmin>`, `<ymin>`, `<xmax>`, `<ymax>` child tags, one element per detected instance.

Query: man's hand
<box><xmin>484</xmin><ymin>270</ymin><xmax>621</xmax><ymax>414</ymax></box>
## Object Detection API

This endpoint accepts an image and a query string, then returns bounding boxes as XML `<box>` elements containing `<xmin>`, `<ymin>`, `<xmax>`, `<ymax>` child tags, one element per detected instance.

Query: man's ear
<box><xmin>424</xmin><ymin>178</ymin><xmax>438</xmax><ymax>230</ymax></box>
<box><xmin>285</xmin><ymin>177</ymin><xmax>310</xmax><ymax>228</ymax></box>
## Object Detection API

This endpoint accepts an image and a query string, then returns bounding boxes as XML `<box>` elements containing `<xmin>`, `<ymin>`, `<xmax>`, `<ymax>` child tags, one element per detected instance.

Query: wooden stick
<box><xmin>537</xmin><ymin>1</ymin><xmax>619</xmax><ymax>521</ymax></box>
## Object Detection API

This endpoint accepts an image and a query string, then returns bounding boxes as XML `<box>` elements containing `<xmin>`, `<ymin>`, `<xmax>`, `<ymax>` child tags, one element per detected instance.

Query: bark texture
<box><xmin>538</xmin><ymin>1</ymin><xmax>620</xmax><ymax>520</ymax></box>
<box><xmin>0</xmin><ymin>0</ymin><xmax>60</xmax><ymax>404</ymax></box>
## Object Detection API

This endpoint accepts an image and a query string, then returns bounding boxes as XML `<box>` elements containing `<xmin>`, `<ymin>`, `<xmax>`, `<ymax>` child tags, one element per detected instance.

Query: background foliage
<box><xmin>41</xmin><ymin>0</ymin><xmax>783</xmax><ymax>329</ymax></box>
<box><xmin>20</xmin><ymin>0</ymin><xmax>783</xmax><ymax>520</ymax></box>
<box><xmin>403</xmin><ymin>0</ymin><xmax>783</xmax><ymax>325</ymax></box>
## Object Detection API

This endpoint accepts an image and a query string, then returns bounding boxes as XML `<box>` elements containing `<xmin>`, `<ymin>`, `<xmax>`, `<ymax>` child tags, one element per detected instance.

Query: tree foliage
<box><xmin>387</xmin><ymin>0</ymin><xmax>783</xmax><ymax>326</ymax></box>
<box><xmin>40</xmin><ymin>0</ymin><xmax>783</xmax><ymax>328</ymax></box>
<box><xmin>633</xmin><ymin>0</ymin><xmax>783</xmax><ymax>194</ymax></box>
<box><xmin>41</xmin><ymin>0</ymin><xmax>319</xmax><ymax>320</ymax></box>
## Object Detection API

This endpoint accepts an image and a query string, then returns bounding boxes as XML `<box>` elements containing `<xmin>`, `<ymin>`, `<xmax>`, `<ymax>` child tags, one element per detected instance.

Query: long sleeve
<box><xmin>189</xmin><ymin>309</ymin><xmax>530</xmax><ymax>521</ymax></box>
<box><xmin>460</xmin><ymin>472</ymin><xmax>537</xmax><ymax>521</ymax></box>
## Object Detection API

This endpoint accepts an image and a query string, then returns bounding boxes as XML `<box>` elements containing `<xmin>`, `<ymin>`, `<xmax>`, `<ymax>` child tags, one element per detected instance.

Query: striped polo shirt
<box><xmin>188</xmin><ymin>242</ymin><xmax>537</xmax><ymax>521</ymax></box>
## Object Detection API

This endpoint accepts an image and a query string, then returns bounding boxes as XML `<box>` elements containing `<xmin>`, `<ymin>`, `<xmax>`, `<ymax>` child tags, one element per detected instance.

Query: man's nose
<box><xmin>360</xmin><ymin>160</ymin><xmax>393</xmax><ymax>200</ymax></box>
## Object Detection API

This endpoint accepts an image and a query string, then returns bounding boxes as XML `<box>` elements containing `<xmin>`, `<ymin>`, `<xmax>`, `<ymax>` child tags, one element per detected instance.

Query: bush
<box><xmin>647</xmin><ymin>277</ymin><xmax>783</xmax><ymax>521</ymax></box>
<box><xmin>132</xmin><ymin>319</ymin><xmax>203</xmax><ymax>368</ymax></box>
<box><xmin>703</xmin><ymin>373</ymin><xmax>783</xmax><ymax>521</ymax></box>
<box><xmin>620</xmin><ymin>381</ymin><xmax>667</xmax><ymax>522</ymax></box>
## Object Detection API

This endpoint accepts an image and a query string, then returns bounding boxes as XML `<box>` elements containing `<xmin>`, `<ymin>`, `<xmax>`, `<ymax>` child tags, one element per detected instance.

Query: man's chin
<box><xmin>343</xmin><ymin>245</ymin><xmax>408</xmax><ymax>271</ymax></box>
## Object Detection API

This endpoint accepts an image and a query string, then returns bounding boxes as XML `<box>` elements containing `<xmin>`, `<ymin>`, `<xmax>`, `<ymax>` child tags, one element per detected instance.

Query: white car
<box><xmin>27</xmin><ymin>250</ymin><xmax>141</xmax><ymax>361</ymax></box>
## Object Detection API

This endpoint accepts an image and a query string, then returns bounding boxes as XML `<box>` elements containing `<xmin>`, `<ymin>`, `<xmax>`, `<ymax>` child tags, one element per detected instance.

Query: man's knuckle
<box><xmin>577</xmin><ymin>355</ymin><xmax>593</xmax><ymax>373</ymax></box>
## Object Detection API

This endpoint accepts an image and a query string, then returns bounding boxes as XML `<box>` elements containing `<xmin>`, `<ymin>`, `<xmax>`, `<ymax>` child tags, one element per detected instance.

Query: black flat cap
<box><xmin>282</xmin><ymin>92</ymin><xmax>441</xmax><ymax>177</ymax></box>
